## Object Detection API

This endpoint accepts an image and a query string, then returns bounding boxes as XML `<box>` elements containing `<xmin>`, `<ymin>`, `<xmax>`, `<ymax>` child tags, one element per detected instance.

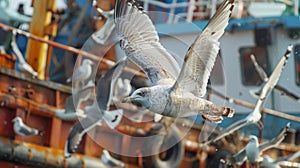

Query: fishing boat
<box><xmin>0</xmin><ymin>0</ymin><xmax>299</xmax><ymax>167</ymax></box>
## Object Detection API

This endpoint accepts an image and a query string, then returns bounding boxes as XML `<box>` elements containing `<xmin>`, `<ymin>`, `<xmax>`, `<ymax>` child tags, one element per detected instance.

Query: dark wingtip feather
<box><xmin>222</xmin><ymin>107</ymin><xmax>235</xmax><ymax>118</ymax></box>
<box><xmin>64</xmin><ymin>122</ymin><xmax>84</xmax><ymax>158</ymax></box>
<box><xmin>114</xmin><ymin>0</ymin><xmax>145</xmax><ymax>22</ymax></box>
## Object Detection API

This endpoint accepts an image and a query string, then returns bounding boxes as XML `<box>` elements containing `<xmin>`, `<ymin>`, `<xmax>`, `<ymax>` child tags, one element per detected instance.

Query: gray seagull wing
<box><xmin>18</xmin><ymin>124</ymin><xmax>38</xmax><ymax>136</ymax></box>
<box><xmin>250</xmin><ymin>54</ymin><xmax>268</xmax><ymax>82</ymax></box>
<box><xmin>251</xmin><ymin>46</ymin><xmax>297</xmax><ymax>101</ymax></box>
<box><xmin>274</xmin><ymin>151</ymin><xmax>300</xmax><ymax>163</ymax></box>
<box><xmin>114</xmin><ymin>0</ymin><xmax>180</xmax><ymax>85</ymax></box>
<box><xmin>258</xmin><ymin>45</ymin><xmax>292</xmax><ymax>102</ymax></box>
<box><xmin>64</xmin><ymin>116</ymin><xmax>101</xmax><ymax>157</ymax></box>
<box><xmin>210</xmin><ymin>117</ymin><xmax>250</xmax><ymax>144</ymax></box>
<box><xmin>171</xmin><ymin>0</ymin><xmax>234</xmax><ymax>97</ymax></box>
<box><xmin>223</xmin><ymin>45</ymin><xmax>292</xmax><ymax>142</ymax></box>
<box><xmin>259</xmin><ymin>122</ymin><xmax>290</xmax><ymax>153</ymax></box>
<box><xmin>65</xmin><ymin>59</ymin><xmax>127</xmax><ymax>157</ymax></box>
<box><xmin>96</xmin><ymin>58</ymin><xmax>127</xmax><ymax>110</ymax></box>
<box><xmin>11</xmin><ymin>29</ymin><xmax>38</xmax><ymax>77</ymax></box>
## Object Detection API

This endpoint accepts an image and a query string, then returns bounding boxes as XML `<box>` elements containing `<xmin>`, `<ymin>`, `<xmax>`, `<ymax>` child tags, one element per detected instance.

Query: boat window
<box><xmin>239</xmin><ymin>46</ymin><xmax>269</xmax><ymax>86</ymax></box>
<box><xmin>294</xmin><ymin>45</ymin><xmax>300</xmax><ymax>86</ymax></box>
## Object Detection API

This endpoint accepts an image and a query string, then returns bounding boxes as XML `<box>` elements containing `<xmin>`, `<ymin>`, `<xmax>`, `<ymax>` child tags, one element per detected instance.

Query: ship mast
<box><xmin>25</xmin><ymin>0</ymin><xmax>57</xmax><ymax>80</ymax></box>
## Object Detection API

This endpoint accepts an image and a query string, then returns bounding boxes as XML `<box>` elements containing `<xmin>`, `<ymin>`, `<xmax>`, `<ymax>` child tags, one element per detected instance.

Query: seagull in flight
<box><xmin>12</xmin><ymin>117</ymin><xmax>43</xmax><ymax>136</ymax></box>
<box><xmin>206</xmin><ymin>45</ymin><xmax>292</xmax><ymax>144</ymax></box>
<box><xmin>55</xmin><ymin>80</ymin><xmax>96</xmax><ymax>120</ymax></box>
<box><xmin>11</xmin><ymin>29</ymin><xmax>38</xmax><ymax>77</ymax></box>
<box><xmin>250</xmin><ymin>54</ymin><xmax>300</xmax><ymax>102</ymax></box>
<box><xmin>232</xmin><ymin>122</ymin><xmax>290</xmax><ymax>166</ymax></box>
<box><xmin>64</xmin><ymin>59</ymin><xmax>126</xmax><ymax>158</ymax></box>
<box><xmin>118</xmin><ymin>0</ymin><xmax>235</xmax><ymax>122</ymax></box>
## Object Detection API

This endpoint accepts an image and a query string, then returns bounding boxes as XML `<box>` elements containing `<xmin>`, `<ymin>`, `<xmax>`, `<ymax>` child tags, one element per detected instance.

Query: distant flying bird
<box><xmin>55</xmin><ymin>95</ymin><xmax>87</xmax><ymax>120</ymax></box>
<box><xmin>12</xmin><ymin>117</ymin><xmax>43</xmax><ymax>136</ymax></box>
<box><xmin>55</xmin><ymin>81</ymin><xmax>95</xmax><ymax>120</ymax></box>
<box><xmin>11</xmin><ymin>29</ymin><xmax>38</xmax><ymax>77</ymax></box>
<box><xmin>64</xmin><ymin>59</ymin><xmax>126</xmax><ymax>158</ymax></box>
<box><xmin>64</xmin><ymin>98</ymin><xmax>123</xmax><ymax>158</ymax></box>
<box><xmin>260</xmin><ymin>151</ymin><xmax>300</xmax><ymax>168</ymax></box>
<box><xmin>206</xmin><ymin>45</ymin><xmax>292</xmax><ymax>144</ymax></box>
<box><xmin>66</xmin><ymin>59</ymin><xmax>93</xmax><ymax>85</ymax></box>
<box><xmin>250</xmin><ymin>54</ymin><xmax>300</xmax><ymax>102</ymax></box>
<box><xmin>232</xmin><ymin>123</ymin><xmax>290</xmax><ymax>166</ymax></box>
<box><xmin>118</xmin><ymin>0</ymin><xmax>235</xmax><ymax>123</ymax></box>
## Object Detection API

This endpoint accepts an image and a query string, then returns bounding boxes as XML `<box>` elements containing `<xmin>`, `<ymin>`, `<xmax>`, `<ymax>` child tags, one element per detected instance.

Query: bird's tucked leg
<box><xmin>202</xmin><ymin>114</ymin><xmax>223</xmax><ymax>123</ymax></box>
<box><xmin>255</xmin><ymin>121</ymin><xmax>264</xmax><ymax>130</ymax></box>
<box><xmin>209</xmin><ymin>104</ymin><xmax>234</xmax><ymax>118</ymax></box>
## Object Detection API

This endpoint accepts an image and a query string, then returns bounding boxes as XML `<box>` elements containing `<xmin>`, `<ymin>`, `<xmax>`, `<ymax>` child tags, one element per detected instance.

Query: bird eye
<box><xmin>137</xmin><ymin>91</ymin><xmax>144</xmax><ymax>96</ymax></box>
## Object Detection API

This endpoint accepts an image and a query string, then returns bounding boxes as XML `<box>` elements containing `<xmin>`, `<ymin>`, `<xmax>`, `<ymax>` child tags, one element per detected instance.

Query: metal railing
<box><xmin>136</xmin><ymin>0</ymin><xmax>299</xmax><ymax>24</ymax></box>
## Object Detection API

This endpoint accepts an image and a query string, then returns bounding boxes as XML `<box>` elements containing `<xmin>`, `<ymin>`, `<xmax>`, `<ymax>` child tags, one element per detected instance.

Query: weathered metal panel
<box><xmin>0</xmin><ymin>51</ymin><xmax>16</xmax><ymax>70</ymax></box>
<box><xmin>0</xmin><ymin>108</ymin><xmax>15</xmax><ymax>138</ymax></box>
<box><xmin>0</xmin><ymin>137</ymin><xmax>107</xmax><ymax>168</ymax></box>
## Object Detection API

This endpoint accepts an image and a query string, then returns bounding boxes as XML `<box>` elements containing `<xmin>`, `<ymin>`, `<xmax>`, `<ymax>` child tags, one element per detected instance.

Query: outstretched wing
<box><xmin>250</xmin><ymin>54</ymin><xmax>268</xmax><ymax>82</ymax></box>
<box><xmin>259</xmin><ymin>123</ymin><xmax>290</xmax><ymax>152</ymax></box>
<box><xmin>259</xmin><ymin>45</ymin><xmax>292</xmax><ymax>103</ymax></box>
<box><xmin>275</xmin><ymin>151</ymin><xmax>300</xmax><ymax>163</ymax></box>
<box><xmin>64</xmin><ymin>116</ymin><xmax>101</xmax><ymax>157</ymax></box>
<box><xmin>114</xmin><ymin>0</ymin><xmax>180</xmax><ymax>85</ymax></box>
<box><xmin>96</xmin><ymin>58</ymin><xmax>127</xmax><ymax>110</ymax></box>
<box><xmin>209</xmin><ymin>117</ymin><xmax>249</xmax><ymax>144</ymax></box>
<box><xmin>171</xmin><ymin>0</ymin><xmax>234</xmax><ymax>97</ymax></box>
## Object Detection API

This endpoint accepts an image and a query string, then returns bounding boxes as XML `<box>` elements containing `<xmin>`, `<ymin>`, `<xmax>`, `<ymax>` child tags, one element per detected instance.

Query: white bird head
<box><xmin>82</xmin><ymin>59</ymin><xmax>94</xmax><ymax>66</ymax></box>
<box><xmin>249</xmin><ymin>135</ymin><xmax>258</xmax><ymax>142</ymax></box>
<box><xmin>122</xmin><ymin>87</ymin><xmax>152</xmax><ymax>109</ymax></box>
<box><xmin>12</xmin><ymin>116</ymin><xmax>22</xmax><ymax>123</ymax></box>
<box><xmin>248</xmin><ymin>135</ymin><xmax>259</xmax><ymax>145</ymax></box>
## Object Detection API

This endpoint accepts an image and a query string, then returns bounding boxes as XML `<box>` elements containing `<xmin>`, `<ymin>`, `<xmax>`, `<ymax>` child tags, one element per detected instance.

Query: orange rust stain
<box><xmin>28</xmin><ymin>149</ymin><xmax>33</xmax><ymax>160</ymax></box>
<box><xmin>0</xmin><ymin>108</ymin><xmax>15</xmax><ymax>138</ymax></box>
<box><xmin>0</xmin><ymin>51</ymin><xmax>16</xmax><ymax>69</ymax></box>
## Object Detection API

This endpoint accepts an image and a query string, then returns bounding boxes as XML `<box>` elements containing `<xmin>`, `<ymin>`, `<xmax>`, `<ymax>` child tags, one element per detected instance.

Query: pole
<box><xmin>0</xmin><ymin>23</ymin><xmax>147</xmax><ymax>78</ymax></box>
<box><xmin>25</xmin><ymin>0</ymin><xmax>57</xmax><ymax>80</ymax></box>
